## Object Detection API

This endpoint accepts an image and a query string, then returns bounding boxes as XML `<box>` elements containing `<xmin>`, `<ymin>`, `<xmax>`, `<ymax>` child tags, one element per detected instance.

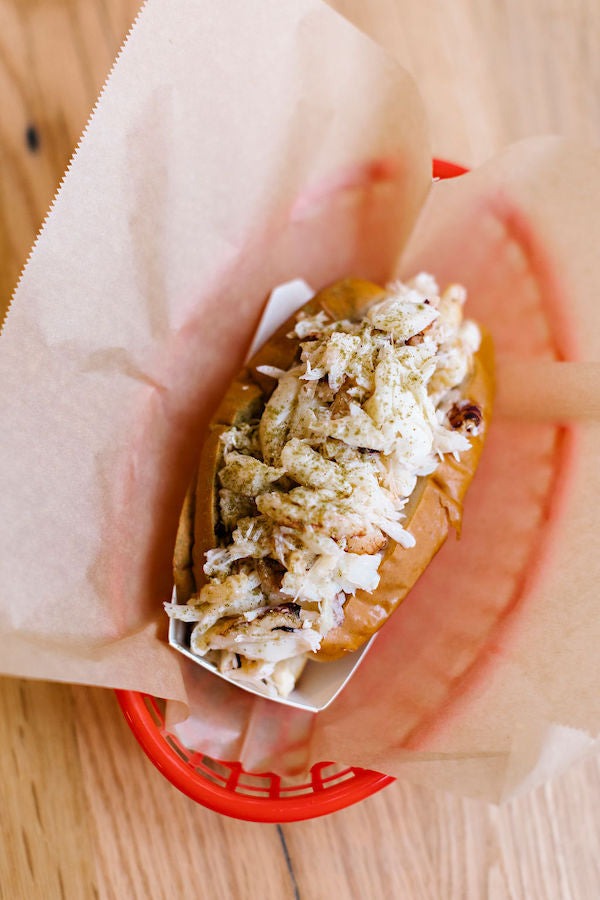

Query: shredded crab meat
<box><xmin>259</xmin><ymin>374</ymin><xmax>300</xmax><ymax>466</ymax></box>
<box><xmin>219</xmin><ymin>452</ymin><xmax>284</xmax><ymax>495</ymax></box>
<box><xmin>166</xmin><ymin>273</ymin><xmax>482</xmax><ymax>697</ymax></box>
<box><xmin>191</xmin><ymin>604</ymin><xmax>321</xmax><ymax>662</ymax></box>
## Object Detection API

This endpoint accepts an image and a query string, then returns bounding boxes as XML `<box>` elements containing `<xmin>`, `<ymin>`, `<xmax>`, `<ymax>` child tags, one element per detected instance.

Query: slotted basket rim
<box><xmin>116</xmin><ymin>690</ymin><xmax>395</xmax><ymax>822</ymax></box>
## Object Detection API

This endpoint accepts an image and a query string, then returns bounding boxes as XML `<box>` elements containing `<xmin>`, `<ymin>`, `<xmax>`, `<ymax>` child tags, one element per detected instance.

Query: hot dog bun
<box><xmin>173</xmin><ymin>277</ymin><xmax>494</xmax><ymax>663</ymax></box>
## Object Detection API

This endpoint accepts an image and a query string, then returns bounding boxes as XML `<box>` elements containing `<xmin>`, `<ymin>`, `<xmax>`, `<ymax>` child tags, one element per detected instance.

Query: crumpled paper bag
<box><xmin>1</xmin><ymin>0</ymin><xmax>599</xmax><ymax>802</ymax></box>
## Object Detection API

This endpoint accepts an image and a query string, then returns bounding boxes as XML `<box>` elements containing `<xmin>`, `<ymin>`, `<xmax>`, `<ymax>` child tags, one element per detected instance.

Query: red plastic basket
<box><xmin>116</xmin><ymin>690</ymin><xmax>395</xmax><ymax>822</ymax></box>
<box><xmin>116</xmin><ymin>159</ymin><xmax>467</xmax><ymax>822</ymax></box>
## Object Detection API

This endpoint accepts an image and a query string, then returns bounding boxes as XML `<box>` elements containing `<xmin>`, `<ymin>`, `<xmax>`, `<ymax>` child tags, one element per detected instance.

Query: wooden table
<box><xmin>1</xmin><ymin>2</ymin><xmax>600</xmax><ymax>897</ymax></box>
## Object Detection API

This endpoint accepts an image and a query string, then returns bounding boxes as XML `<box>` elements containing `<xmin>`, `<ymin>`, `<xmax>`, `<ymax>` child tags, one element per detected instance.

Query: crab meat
<box><xmin>192</xmin><ymin>603</ymin><xmax>321</xmax><ymax>662</ymax></box>
<box><xmin>219</xmin><ymin>452</ymin><xmax>284</xmax><ymax>495</ymax></box>
<box><xmin>260</xmin><ymin>374</ymin><xmax>301</xmax><ymax>465</ymax></box>
<box><xmin>280</xmin><ymin>438</ymin><xmax>349</xmax><ymax>493</ymax></box>
<box><xmin>166</xmin><ymin>274</ymin><xmax>483</xmax><ymax>697</ymax></box>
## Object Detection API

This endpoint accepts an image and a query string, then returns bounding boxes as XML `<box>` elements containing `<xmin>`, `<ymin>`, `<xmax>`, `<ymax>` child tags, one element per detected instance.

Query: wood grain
<box><xmin>281</xmin><ymin>756</ymin><xmax>600</xmax><ymax>899</ymax></box>
<box><xmin>2</xmin><ymin>1</ymin><xmax>600</xmax><ymax>898</ymax></box>
<box><xmin>72</xmin><ymin>686</ymin><xmax>294</xmax><ymax>900</ymax></box>
<box><xmin>0</xmin><ymin>680</ymin><xmax>97</xmax><ymax>899</ymax></box>
<box><xmin>0</xmin><ymin>0</ymin><xmax>141</xmax><ymax>323</ymax></box>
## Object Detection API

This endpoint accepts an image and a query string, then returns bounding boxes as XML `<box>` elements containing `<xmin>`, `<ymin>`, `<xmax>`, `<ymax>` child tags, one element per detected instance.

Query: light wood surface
<box><xmin>1</xmin><ymin>1</ymin><xmax>600</xmax><ymax>898</ymax></box>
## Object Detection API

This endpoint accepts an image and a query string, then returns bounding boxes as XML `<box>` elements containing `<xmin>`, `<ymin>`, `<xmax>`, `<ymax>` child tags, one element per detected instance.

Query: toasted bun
<box><xmin>173</xmin><ymin>278</ymin><xmax>494</xmax><ymax>659</ymax></box>
<box><xmin>315</xmin><ymin>325</ymin><xmax>494</xmax><ymax>660</ymax></box>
